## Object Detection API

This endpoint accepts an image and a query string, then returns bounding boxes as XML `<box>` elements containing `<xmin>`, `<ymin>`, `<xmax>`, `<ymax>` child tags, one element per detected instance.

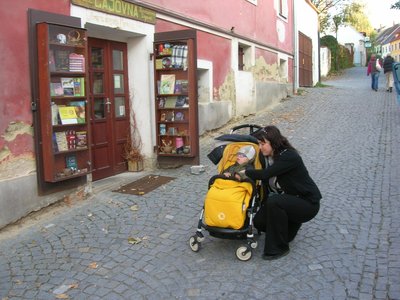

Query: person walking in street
<box><xmin>245</xmin><ymin>126</ymin><xmax>322</xmax><ymax>260</ymax></box>
<box><xmin>383</xmin><ymin>53</ymin><xmax>395</xmax><ymax>93</ymax></box>
<box><xmin>367</xmin><ymin>54</ymin><xmax>382</xmax><ymax>91</ymax></box>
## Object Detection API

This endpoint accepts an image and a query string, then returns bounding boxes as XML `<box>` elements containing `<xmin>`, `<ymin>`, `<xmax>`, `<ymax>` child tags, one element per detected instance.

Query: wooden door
<box><xmin>88</xmin><ymin>38</ymin><xmax>130</xmax><ymax>181</ymax></box>
<box><xmin>299</xmin><ymin>32</ymin><xmax>313</xmax><ymax>87</ymax></box>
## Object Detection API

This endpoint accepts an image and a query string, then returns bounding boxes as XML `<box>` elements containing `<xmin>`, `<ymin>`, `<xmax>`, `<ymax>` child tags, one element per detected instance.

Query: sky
<box><xmin>362</xmin><ymin>0</ymin><xmax>399</xmax><ymax>29</ymax></box>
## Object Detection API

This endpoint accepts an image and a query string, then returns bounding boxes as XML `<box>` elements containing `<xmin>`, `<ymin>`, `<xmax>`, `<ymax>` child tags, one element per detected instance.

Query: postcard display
<box><xmin>154</xmin><ymin>30</ymin><xmax>199</xmax><ymax>166</ymax></box>
<box><xmin>37</xmin><ymin>23</ymin><xmax>91</xmax><ymax>182</ymax></box>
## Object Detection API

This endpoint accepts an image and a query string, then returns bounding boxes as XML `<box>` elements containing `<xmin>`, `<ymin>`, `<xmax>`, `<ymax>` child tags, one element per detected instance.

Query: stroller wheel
<box><xmin>189</xmin><ymin>236</ymin><xmax>201</xmax><ymax>252</ymax></box>
<box><xmin>250</xmin><ymin>240</ymin><xmax>258</xmax><ymax>249</ymax></box>
<box><xmin>236</xmin><ymin>245</ymin><xmax>252</xmax><ymax>261</ymax></box>
<box><xmin>196</xmin><ymin>232</ymin><xmax>205</xmax><ymax>242</ymax></box>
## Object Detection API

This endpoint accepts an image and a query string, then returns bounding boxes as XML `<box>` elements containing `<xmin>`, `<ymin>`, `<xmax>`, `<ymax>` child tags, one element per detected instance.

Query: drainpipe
<box><xmin>292</xmin><ymin>0</ymin><xmax>297</xmax><ymax>94</ymax></box>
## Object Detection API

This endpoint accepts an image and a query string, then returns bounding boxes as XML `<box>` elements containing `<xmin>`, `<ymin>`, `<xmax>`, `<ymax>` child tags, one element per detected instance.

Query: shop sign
<box><xmin>71</xmin><ymin>0</ymin><xmax>156</xmax><ymax>24</ymax></box>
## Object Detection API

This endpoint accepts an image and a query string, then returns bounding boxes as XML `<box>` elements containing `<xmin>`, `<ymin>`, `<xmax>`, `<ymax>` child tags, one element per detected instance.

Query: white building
<box><xmin>325</xmin><ymin>25</ymin><xmax>367</xmax><ymax>67</ymax></box>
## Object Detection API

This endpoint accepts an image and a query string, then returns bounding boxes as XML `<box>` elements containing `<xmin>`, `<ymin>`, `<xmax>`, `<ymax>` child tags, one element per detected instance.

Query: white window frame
<box><xmin>246</xmin><ymin>0</ymin><xmax>257</xmax><ymax>5</ymax></box>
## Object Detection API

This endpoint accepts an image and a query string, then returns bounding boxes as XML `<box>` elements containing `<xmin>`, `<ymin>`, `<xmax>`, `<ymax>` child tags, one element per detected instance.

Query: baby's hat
<box><xmin>238</xmin><ymin>145</ymin><xmax>256</xmax><ymax>160</ymax></box>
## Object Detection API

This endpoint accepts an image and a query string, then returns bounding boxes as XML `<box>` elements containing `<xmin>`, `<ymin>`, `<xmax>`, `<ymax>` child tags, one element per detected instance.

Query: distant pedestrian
<box><xmin>367</xmin><ymin>54</ymin><xmax>382</xmax><ymax>91</ymax></box>
<box><xmin>383</xmin><ymin>53</ymin><xmax>395</xmax><ymax>93</ymax></box>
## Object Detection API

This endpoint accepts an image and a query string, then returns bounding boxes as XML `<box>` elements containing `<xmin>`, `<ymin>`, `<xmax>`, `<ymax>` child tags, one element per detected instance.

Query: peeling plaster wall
<box><xmin>0</xmin><ymin>1</ymin><xmax>70</xmax><ymax>180</ymax></box>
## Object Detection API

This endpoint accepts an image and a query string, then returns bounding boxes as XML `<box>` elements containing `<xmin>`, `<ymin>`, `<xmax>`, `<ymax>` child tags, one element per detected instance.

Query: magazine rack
<box><xmin>154</xmin><ymin>30</ymin><xmax>199</xmax><ymax>167</ymax></box>
<box><xmin>37</xmin><ymin>22</ymin><xmax>91</xmax><ymax>182</ymax></box>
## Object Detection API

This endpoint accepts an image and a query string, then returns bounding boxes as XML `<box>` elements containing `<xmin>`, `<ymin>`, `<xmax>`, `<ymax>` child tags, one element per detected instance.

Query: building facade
<box><xmin>0</xmin><ymin>0</ymin><xmax>315</xmax><ymax>228</ymax></box>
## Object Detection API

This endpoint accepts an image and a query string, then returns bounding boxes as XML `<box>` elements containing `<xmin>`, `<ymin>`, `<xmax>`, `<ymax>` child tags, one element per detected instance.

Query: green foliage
<box><xmin>321</xmin><ymin>35</ymin><xmax>352</xmax><ymax>71</ymax></box>
<box><xmin>342</xmin><ymin>2</ymin><xmax>374</xmax><ymax>35</ymax></box>
<box><xmin>391</xmin><ymin>1</ymin><xmax>400</xmax><ymax>9</ymax></box>
<box><xmin>314</xmin><ymin>82</ymin><xmax>330</xmax><ymax>87</ymax></box>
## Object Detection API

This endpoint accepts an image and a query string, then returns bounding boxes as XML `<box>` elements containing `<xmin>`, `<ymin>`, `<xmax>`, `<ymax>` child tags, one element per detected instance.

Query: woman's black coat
<box><xmin>245</xmin><ymin>149</ymin><xmax>322</xmax><ymax>203</ymax></box>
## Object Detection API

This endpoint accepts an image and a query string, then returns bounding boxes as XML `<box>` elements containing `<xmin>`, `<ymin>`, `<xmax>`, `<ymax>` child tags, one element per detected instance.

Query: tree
<box><xmin>391</xmin><ymin>1</ymin><xmax>400</xmax><ymax>9</ymax></box>
<box><xmin>311</xmin><ymin>0</ymin><xmax>350</xmax><ymax>33</ymax></box>
<box><xmin>342</xmin><ymin>2</ymin><xmax>374</xmax><ymax>35</ymax></box>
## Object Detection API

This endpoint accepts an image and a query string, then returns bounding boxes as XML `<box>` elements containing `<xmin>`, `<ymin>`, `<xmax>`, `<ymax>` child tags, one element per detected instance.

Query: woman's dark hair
<box><xmin>252</xmin><ymin>125</ymin><xmax>296</xmax><ymax>159</ymax></box>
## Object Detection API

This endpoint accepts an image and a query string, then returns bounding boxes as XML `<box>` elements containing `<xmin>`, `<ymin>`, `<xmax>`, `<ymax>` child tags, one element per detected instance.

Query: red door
<box><xmin>299</xmin><ymin>32</ymin><xmax>313</xmax><ymax>87</ymax></box>
<box><xmin>88</xmin><ymin>38</ymin><xmax>130</xmax><ymax>181</ymax></box>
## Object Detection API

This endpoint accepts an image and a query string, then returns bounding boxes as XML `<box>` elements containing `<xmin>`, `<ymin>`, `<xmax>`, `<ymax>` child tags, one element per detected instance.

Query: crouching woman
<box><xmin>245</xmin><ymin>125</ymin><xmax>322</xmax><ymax>260</ymax></box>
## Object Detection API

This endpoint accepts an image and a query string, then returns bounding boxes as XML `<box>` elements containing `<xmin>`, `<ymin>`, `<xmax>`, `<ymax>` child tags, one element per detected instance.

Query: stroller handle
<box><xmin>230</xmin><ymin>124</ymin><xmax>262</xmax><ymax>134</ymax></box>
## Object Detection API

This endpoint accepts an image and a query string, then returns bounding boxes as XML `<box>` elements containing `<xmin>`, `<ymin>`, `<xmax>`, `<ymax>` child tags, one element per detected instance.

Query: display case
<box><xmin>37</xmin><ymin>22</ymin><xmax>91</xmax><ymax>182</ymax></box>
<box><xmin>154</xmin><ymin>30</ymin><xmax>199</xmax><ymax>167</ymax></box>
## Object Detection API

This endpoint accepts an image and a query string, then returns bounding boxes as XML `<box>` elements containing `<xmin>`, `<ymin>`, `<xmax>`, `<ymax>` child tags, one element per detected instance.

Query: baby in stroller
<box><xmin>222</xmin><ymin>145</ymin><xmax>256</xmax><ymax>181</ymax></box>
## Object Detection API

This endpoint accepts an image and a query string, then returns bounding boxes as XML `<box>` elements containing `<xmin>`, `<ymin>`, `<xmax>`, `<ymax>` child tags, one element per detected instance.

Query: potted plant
<box><xmin>123</xmin><ymin>109</ymin><xmax>144</xmax><ymax>172</ymax></box>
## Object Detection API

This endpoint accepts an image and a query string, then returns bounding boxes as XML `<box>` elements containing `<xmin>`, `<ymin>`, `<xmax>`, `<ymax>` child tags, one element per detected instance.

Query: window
<box><xmin>238</xmin><ymin>46</ymin><xmax>245</xmax><ymax>70</ymax></box>
<box><xmin>279</xmin><ymin>57</ymin><xmax>288</xmax><ymax>80</ymax></box>
<box><xmin>238</xmin><ymin>43</ymin><xmax>252</xmax><ymax>71</ymax></box>
<box><xmin>279</xmin><ymin>0</ymin><xmax>288</xmax><ymax>19</ymax></box>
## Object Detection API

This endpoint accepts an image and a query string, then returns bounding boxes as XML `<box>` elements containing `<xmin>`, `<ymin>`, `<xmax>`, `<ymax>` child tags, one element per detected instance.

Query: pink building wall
<box><xmin>0</xmin><ymin>0</ymin><xmax>70</xmax><ymax>159</ymax></box>
<box><xmin>146</xmin><ymin>0</ymin><xmax>293</xmax><ymax>53</ymax></box>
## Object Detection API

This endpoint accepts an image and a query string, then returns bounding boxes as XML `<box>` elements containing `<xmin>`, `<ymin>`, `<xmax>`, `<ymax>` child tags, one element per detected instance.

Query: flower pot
<box><xmin>128</xmin><ymin>160</ymin><xmax>144</xmax><ymax>172</ymax></box>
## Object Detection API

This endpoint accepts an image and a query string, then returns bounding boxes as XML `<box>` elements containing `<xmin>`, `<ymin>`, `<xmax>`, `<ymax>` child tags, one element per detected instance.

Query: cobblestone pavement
<box><xmin>1</xmin><ymin>67</ymin><xmax>399</xmax><ymax>299</ymax></box>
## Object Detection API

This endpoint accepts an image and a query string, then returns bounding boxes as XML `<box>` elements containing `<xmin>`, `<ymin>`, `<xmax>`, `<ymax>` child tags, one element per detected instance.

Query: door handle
<box><xmin>105</xmin><ymin>98</ymin><xmax>111</xmax><ymax>113</ymax></box>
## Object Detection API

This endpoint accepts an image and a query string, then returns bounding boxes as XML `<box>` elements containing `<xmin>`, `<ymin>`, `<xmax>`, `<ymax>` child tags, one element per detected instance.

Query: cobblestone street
<box><xmin>1</xmin><ymin>67</ymin><xmax>399</xmax><ymax>299</ymax></box>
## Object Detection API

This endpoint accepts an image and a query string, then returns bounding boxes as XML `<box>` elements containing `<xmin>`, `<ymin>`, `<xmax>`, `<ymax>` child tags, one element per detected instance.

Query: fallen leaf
<box><xmin>88</xmin><ymin>262</ymin><xmax>98</xmax><ymax>269</ymax></box>
<box><xmin>55</xmin><ymin>294</ymin><xmax>69</xmax><ymax>299</ymax></box>
<box><xmin>130</xmin><ymin>205</ymin><xmax>139</xmax><ymax>211</ymax></box>
<box><xmin>69</xmin><ymin>283</ymin><xmax>79</xmax><ymax>289</ymax></box>
<box><xmin>128</xmin><ymin>237</ymin><xmax>142</xmax><ymax>244</ymax></box>
<box><xmin>138</xmin><ymin>192</ymin><xmax>145</xmax><ymax>195</ymax></box>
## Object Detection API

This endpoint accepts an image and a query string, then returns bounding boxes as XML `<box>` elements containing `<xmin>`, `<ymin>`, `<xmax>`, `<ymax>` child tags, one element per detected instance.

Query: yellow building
<box><xmin>389</xmin><ymin>28</ymin><xmax>400</xmax><ymax>62</ymax></box>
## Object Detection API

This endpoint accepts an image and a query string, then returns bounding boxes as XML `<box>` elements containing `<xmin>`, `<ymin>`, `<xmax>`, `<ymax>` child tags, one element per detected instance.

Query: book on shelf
<box><xmin>76</xmin><ymin>131</ymin><xmax>87</xmax><ymax>149</ymax></box>
<box><xmin>165</xmin><ymin>111</ymin><xmax>175</xmax><ymax>121</ymax></box>
<box><xmin>50</xmin><ymin>83</ymin><xmax>63</xmax><ymax>96</ymax></box>
<box><xmin>65</xmin><ymin>154</ymin><xmax>78</xmax><ymax>170</ymax></box>
<box><xmin>69</xmin><ymin>101</ymin><xmax>86</xmax><ymax>123</ymax></box>
<box><xmin>51</xmin><ymin>102</ymin><xmax>59</xmax><ymax>125</ymax></box>
<box><xmin>159</xmin><ymin>124</ymin><xmax>166</xmax><ymax>135</ymax></box>
<box><xmin>65</xmin><ymin>130</ymin><xmax>77</xmax><ymax>150</ymax></box>
<box><xmin>181</xmin><ymin>80</ymin><xmax>189</xmax><ymax>94</ymax></box>
<box><xmin>69</xmin><ymin>53</ymin><xmax>85</xmax><ymax>72</ymax></box>
<box><xmin>54</xmin><ymin>131</ymin><xmax>69</xmax><ymax>152</ymax></box>
<box><xmin>160</xmin><ymin>74</ymin><xmax>175</xmax><ymax>94</ymax></box>
<box><xmin>174</xmin><ymin>80</ymin><xmax>182</xmax><ymax>94</ymax></box>
<box><xmin>158</xmin><ymin>97</ymin><xmax>165</xmax><ymax>108</ymax></box>
<box><xmin>54</xmin><ymin>49</ymin><xmax>70</xmax><ymax>71</ymax></box>
<box><xmin>155</xmin><ymin>59</ymin><xmax>163</xmax><ymax>70</ymax></box>
<box><xmin>175</xmin><ymin>111</ymin><xmax>184</xmax><ymax>121</ymax></box>
<box><xmin>58</xmin><ymin>106</ymin><xmax>78</xmax><ymax>125</ymax></box>
<box><xmin>175</xmin><ymin>96</ymin><xmax>187</xmax><ymax>107</ymax></box>
<box><xmin>164</xmin><ymin>97</ymin><xmax>177</xmax><ymax>108</ymax></box>
<box><xmin>49</xmin><ymin>49</ymin><xmax>56</xmax><ymax>72</ymax></box>
<box><xmin>61</xmin><ymin>78</ymin><xmax>75</xmax><ymax>96</ymax></box>
<box><xmin>73</xmin><ymin>78</ymin><xmax>85</xmax><ymax>97</ymax></box>
<box><xmin>52</xmin><ymin>133</ymin><xmax>58</xmax><ymax>152</ymax></box>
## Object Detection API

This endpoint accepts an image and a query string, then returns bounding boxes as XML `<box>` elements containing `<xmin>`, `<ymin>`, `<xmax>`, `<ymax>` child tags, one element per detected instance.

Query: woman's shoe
<box><xmin>262</xmin><ymin>249</ymin><xmax>290</xmax><ymax>260</ymax></box>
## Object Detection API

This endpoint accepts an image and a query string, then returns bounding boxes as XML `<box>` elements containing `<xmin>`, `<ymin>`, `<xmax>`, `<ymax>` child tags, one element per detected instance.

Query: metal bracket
<box><xmin>31</xmin><ymin>101</ymin><xmax>37</xmax><ymax>112</ymax></box>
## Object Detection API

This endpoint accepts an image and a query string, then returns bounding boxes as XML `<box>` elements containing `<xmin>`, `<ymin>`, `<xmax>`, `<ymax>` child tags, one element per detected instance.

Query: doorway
<box><xmin>88</xmin><ymin>38</ymin><xmax>130</xmax><ymax>181</ymax></box>
<box><xmin>299</xmin><ymin>32</ymin><xmax>313</xmax><ymax>87</ymax></box>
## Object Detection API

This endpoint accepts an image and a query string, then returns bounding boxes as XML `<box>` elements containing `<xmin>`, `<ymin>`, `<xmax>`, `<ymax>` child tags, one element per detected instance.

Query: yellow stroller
<box><xmin>189</xmin><ymin>124</ymin><xmax>264</xmax><ymax>261</ymax></box>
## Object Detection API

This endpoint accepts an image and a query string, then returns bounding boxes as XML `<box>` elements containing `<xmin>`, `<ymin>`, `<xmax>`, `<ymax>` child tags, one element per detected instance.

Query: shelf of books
<box><xmin>154</xmin><ymin>30</ymin><xmax>199</xmax><ymax>166</ymax></box>
<box><xmin>37</xmin><ymin>22</ymin><xmax>91</xmax><ymax>182</ymax></box>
